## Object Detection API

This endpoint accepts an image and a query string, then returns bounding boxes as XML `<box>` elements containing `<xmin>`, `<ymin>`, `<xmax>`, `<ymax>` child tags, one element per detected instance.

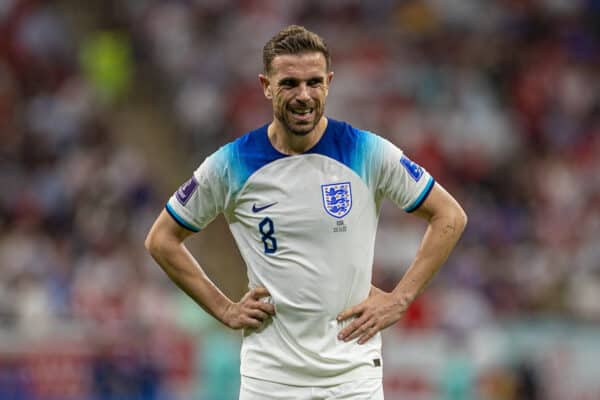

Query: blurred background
<box><xmin>1</xmin><ymin>0</ymin><xmax>599</xmax><ymax>399</ymax></box>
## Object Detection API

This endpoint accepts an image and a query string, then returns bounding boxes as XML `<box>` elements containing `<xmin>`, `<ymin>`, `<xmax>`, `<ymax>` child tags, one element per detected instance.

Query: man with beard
<box><xmin>145</xmin><ymin>25</ymin><xmax>467</xmax><ymax>399</ymax></box>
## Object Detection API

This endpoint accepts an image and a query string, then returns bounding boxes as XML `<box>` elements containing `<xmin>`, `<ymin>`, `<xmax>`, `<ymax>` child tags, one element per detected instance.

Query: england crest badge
<box><xmin>321</xmin><ymin>182</ymin><xmax>352</xmax><ymax>218</ymax></box>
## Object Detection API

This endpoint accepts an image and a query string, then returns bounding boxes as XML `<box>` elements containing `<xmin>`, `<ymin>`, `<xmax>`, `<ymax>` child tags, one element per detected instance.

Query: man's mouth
<box><xmin>291</xmin><ymin>108</ymin><xmax>313</xmax><ymax>114</ymax></box>
<box><xmin>289</xmin><ymin>108</ymin><xmax>314</xmax><ymax>121</ymax></box>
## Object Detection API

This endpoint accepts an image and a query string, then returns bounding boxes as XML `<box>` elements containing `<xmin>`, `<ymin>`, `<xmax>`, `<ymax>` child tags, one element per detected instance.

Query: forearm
<box><xmin>392</xmin><ymin>210</ymin><xmax>466</xmax><ymax>304</ymax></box>
<box><xmin>148</xmin><ymin>240</ymin><xmax>233</xmax><ymax>326</ymax></box>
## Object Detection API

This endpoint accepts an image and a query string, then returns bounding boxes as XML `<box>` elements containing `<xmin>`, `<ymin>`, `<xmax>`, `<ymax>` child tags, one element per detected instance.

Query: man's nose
<box><xmin>296</xmin><ymin>83</ymin><xmax>311</xmax><ymax>101</ymax></box>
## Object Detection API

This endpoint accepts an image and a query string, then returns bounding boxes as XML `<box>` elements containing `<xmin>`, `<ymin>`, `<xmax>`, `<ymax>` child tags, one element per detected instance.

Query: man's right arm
<box><xmin>144</xmin><ymin>209</ymin><xmax>275</xmax><ymax>329</ymax></box>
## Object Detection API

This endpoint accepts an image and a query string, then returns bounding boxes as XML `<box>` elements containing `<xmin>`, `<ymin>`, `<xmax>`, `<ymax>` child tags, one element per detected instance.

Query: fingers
<box><xmin>338</xmin><ymin>314</ymin><xmax>380</xmax><ymax>345</ymax></box>
<box><xmin>337</xmin><ymin>311</ymin><xmax>369</xmax><ymax>341</ymax></box>
<box><xmin>232</xmin><ymin>287</ymin><xmax>275</xmax><ymax>329</ymax></box>
<box><xmin>239</xmin><ymin>315</ymin><xmax>263</xmax><ymax>329</ymax></box>
<box><xmin>234</xmin><ymin>307</ymin><xmax>272</xmax><ymax>330</ymax></box>
<box><xmin>235</xmin><ymin>309</ymin><xmax>269</xmax><ymax>329</ymax></box>
<box><xmin>357</xmin><ymin>325</ymin><xmax>379</xmax><ymax>345</ymax></box>
<box><xmin>345</xmin><ymin>316</ymin><xmax>372</xmax><ymax>341</ymax></box>
<box><xmin>245</xmin><ymin>288</ymin><xmax>275</xmax><ymax>315</ymax></box>
<box><xmin>337</xmin><ymin>304</ymin><xmax>359</xmax><ymax>322</ymax></box>
<box><xmin>247</xmin><ymin>307</ymin><xmax>270</xmax><ymax>322</ymax></box>
<box><xmin>256</xmin><ymin>301</ymin><xmax>276</xmax><ymax>316</ymax></box>
<box><xmin>249</xmin><ymin>287</ymin><xmax>270</xmax><ymax>299</ymax></box>
<box><xmin>336</xmin><ymin>297</ymin><xmax>385</xmax><ymax>345</ymax></box>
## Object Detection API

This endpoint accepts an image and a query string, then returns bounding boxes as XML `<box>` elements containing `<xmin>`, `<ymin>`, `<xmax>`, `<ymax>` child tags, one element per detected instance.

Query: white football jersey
<box><xmin>166</xmin><ymin>118</ymin><xmax>434</xmax><ymax>386</ymax></box>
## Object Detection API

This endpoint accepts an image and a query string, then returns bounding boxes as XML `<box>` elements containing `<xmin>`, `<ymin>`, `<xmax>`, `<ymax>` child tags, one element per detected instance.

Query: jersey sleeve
<box><xmin>165</xmin><ymin>150</ymin><xmax>228</xmax><ymax>232</ymax></box>
<box><xmin>375</xmin><ymin>137</ymin><xmax>435</xmax><ymax>212</ymax></box>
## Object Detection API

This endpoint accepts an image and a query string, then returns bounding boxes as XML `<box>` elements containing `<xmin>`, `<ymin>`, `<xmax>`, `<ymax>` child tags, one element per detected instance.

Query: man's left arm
<box><xmin>337</xmin><ymin>183</ymin><xmax>467</xmax><ymax>344</ymax></box>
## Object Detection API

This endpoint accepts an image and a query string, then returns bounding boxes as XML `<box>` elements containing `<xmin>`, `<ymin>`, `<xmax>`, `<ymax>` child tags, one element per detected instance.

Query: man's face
<box><xmin>260</xmin><ymin>52</ymin><xmax>333</xmax><ymax>136</ymax></box>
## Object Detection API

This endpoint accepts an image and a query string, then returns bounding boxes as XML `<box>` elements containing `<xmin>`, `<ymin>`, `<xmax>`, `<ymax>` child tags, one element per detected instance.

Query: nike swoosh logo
<box><xmin>252</xmin><ymin>202</ymin><xmax>278</xmax><ymax>213</ymax></box>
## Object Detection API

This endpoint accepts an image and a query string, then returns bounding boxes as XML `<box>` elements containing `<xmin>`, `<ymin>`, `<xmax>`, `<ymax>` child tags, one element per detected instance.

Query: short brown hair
<box><xmin>263</xmin><ymin>25</ymin><xmax>331</xmax><ymax>75</ymax></box>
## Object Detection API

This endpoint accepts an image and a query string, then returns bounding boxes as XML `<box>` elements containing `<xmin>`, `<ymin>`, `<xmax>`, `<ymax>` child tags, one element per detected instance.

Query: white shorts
<box><xmin>239</xmin><ymin>376</ymin><xmax>384</xmax><ymax>400</ymax></box>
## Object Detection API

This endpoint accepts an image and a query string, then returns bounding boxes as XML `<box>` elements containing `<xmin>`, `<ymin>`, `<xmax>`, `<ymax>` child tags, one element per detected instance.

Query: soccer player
<box><xmin>145</xmin><ymin>25</ymin><xmax>467</xmax><ymax>399</ymax></box>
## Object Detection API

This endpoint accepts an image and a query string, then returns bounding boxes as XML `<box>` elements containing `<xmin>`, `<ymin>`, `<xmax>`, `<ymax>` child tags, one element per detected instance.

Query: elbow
<box><xmin>144</xmin><ymin>230</ymin><xmax>161</xmax><ymax>258</ymax></box>
<box><xmin>455</xmin><ymin>205</ymin><xmax>468</xmax><ymax>234</ymax></box>
<box><xmin>145</xmin><ymin>227</ymin><xmax>182</xmax><ymax>264</ymax></box>
<box><xmin>440</xmin><ymin>203</ymin><xmax>467</xmax><ymax>235</ymax></box>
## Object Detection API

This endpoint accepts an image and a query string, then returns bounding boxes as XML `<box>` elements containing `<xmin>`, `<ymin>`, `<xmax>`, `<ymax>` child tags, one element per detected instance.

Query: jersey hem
<box><xmin>240</xmin><ymin>364</ymin><xmax>383</xmax><ymax>387</ymax></box>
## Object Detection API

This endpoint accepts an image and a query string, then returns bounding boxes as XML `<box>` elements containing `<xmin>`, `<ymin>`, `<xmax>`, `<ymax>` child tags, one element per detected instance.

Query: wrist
<box><xmin>391</xmin><ymin>288</ymin><xmax>417</xmax><ymax>308</ymax></box>
<box><xmin>218</xmin><ymin>300</ymin><xmax>235</xmax><ymax>328</ymax></box>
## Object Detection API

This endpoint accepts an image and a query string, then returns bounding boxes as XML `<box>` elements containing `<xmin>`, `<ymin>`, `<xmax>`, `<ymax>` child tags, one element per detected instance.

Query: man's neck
<box><xmin>268</xmin><ymin>117</ymin><xmax>328</xmax><ymax>155</ymax></box>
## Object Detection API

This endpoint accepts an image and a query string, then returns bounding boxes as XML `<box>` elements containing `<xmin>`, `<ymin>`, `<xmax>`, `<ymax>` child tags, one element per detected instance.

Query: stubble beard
<box><xmin>275</xmin><ymin>102</ymin><xmax>324</xmax><ymax>137</ymax></box>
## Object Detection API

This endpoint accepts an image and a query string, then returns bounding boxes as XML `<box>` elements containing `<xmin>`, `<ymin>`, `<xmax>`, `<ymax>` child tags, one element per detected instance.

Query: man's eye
<box><xmin>308</xmin><ymin>80</ymin><xmax>322</xmax><ymax>87</ymax></box>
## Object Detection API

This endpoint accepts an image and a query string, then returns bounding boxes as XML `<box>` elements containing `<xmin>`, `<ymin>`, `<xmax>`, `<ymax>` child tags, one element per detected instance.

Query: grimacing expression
<box><xmin>262</xmin><ymin>52</ymin><xmax>333</xmax><ymax>136</ymax></box>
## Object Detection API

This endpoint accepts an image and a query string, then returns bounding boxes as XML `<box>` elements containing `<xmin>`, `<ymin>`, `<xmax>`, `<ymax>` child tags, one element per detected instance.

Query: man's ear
<box><xmin>323</xmin><ymin>71</ymin><xmax>334</xmax><ymax>96</ymax></box>
<box><xmin>259</xmin><ymin>74</ymin><xmax>272</xmax><ymax>99</ymax></box>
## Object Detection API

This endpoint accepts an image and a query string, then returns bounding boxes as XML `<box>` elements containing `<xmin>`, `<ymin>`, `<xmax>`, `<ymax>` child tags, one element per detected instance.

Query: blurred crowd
<box><xmin>1</xmin><ymin>0</ymin><xmax>599</xmax><ymax>399</ymax></box>
<box><xmin>123</xmin><ymin>0</ymin><xmax>600</xmax><ymax>324</ymax></box>
<box><xmin>0</xmin><ymin>0</ymin><xmax>182</xmax><ymax>398</ymax></box>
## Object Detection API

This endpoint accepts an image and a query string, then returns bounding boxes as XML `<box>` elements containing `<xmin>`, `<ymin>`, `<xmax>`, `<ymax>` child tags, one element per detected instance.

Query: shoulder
<box><xmin>203</xmin><ymin>124</ymin><xmax>271</xmax><ymax>168</ymax></box>
<box><xmin>199</xmin><ymin>123</ymin><xmax>286</xmax><ymax>194</ymax></box>
<box><xmin>322</xmin><ymin>118</ymin><xmax>386</xmax><ymax>154</ymax></box>
<box><xmin>331</xmin><ymin>117</ymin><xmax>382</xmax><ymax>140</ymax></box>
<box><xmin>229</xmin><ymin>124</ymin><xmax>271</xmax><ymax>153</ymax></box>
